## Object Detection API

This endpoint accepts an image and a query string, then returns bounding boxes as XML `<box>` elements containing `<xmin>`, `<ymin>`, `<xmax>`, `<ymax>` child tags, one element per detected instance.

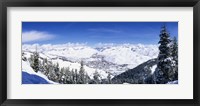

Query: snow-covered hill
<box><xmin>22</xmin><ymin>60</ymin><xmax>57</xmax><ymax>84</ymax></box>
<box><xmin>112</xmin><ymin>58</ymin><xmax>157</xmax><ymax>84</ymax></box>
<box><xmin>22</xmin><ymin>43</ymin><xmax>158</xmax><ymax>77</ymax></box>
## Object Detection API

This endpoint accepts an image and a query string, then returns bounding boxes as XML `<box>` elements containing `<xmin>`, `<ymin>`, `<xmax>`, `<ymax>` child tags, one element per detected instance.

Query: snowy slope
<box><xmin>167</xmin><ymin>80</ymin><xmax>178</xmax><ymax>84</ymax></box>
<box><xmin>22</xmin><ymin>60</ymin><xmax>57</xmax><ymax>84</ymax></box>
<box><xmin>22</xmin><ymin>72</ymin><xmax>50</xmax><ymax>84</ymax></box>
<box><xmin>98</xmin><ymin>44</ymin><xmax>158</xmax><ymax>67</ymax></box>
<box><xmin>51</xmin><ymin>58</ymin><xmax>108</xmax><ymax>79</ymax></box>
<box><xmin>22</xmin><ymin>43</ymin><xmax>158</xmax><ymax>76</ymax></box>
<box><xmin>150</xmin><ymin>65</ymin><xmax>157</xmax><ymax>74</ymax></box>
<box><xmin>112</xmin><ymin>58</ymin><xmax>157</xmax><ymax>84</ymax></box>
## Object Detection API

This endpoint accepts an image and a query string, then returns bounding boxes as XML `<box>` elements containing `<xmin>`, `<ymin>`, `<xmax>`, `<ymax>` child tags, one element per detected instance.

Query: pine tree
<box><xmin>78</xmin><ymin>61</ymin><xmax>86</xmax><ymax>84</ymax></box>
<box><xmin>42</xmin><ymin>58</ymin><xmax>48</xmax><ymax>74</ymax></box>
<box><xmin>59</xmin><ymin>67</ymin><xmax>65</xmax><ymax>83</ymax></box>
<box><xmin>107</xmin><ymin>73</ymin><xmax>112</xmax><ymax>84</ymax></box>
<box><xmin>171</xmin><ymin>37</ymin><xmax>178</xmax><ymax>65</ymax></box>
<box><xmin>48</xmin><ymin>64</ymin><xmax>56</xmax><ymax>81</ymax></box>
<box><xmin>31</xmin><ymin>46</ymin><xmax>39</xmax><ymax>72</ymax></box>
<box><xmin>93</xmin><ymin>70</ymin><xmax>100</xmax><ymax>84</ymax></box>
<box><xmin>74</xmin><ymin>69</ymin><xmax>78</xmax><ymax>84</ymax></box>
<box><xmin>171</xmin><ymin>37</ymin><xmax>178</xmax><ymax>80</ymax></box>
<box><xmin>53</xmin><ymin>63</ymin><xmax>60</xmax><ymax>82</ymax></box>
<box><xmin>65</xmin><ymin>67</ymin><xmax>72</xmax><ymax>84</ymax></box>
<box><xmin>154</xmin><ymin>25</ymin><xmax>173</xmax><ymax>84</ymax></box>
<box><xmin>43</xmin><ymin>58</ymin><xmax>51</xmax><ymax>76</ymax></box>
<box><xmin>22</xmin><ymin>52</ymin><xmax>27</xmax><ymax>61</ymax></box>
<box><xmin>54</xmin><ymin>63</ymin><xmax>59</xmax><ymax>73</ymax></box>
<box><xmin>71</xmin><ymin>69</ymin><xmax>75</xmax><ymax>84</ymax></box>
<box><xmin>85</xmin><ymin>73</ymin><xmax>90</xmax><ymax>84</ymax></box>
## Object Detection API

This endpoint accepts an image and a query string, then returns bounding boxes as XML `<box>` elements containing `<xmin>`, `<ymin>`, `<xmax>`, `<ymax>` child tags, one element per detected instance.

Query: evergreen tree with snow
<box><xmin>31</xmin><ymin>46</ymin><xmax>39</xmax><ymax>73</ymax></box>
<box><xmin>42</xmin><ymin>58</ymin><xmax>49</xmax><ymax>75</ymax></box>
<box><xmin>107</xmin><ymin>73</ymin><xmax>112</xmax><ymax>84</ymax></box>
<box><xmin>74</xmin><ymin>69</ymin><xmax>78</xmax><ymax>84</ymax></box>
<box><xmin>84</xmin><ymin>73</ymin><xmax>90</xmax><ymax>84</ymax></box>
<box><xmin>154</xmin><ymin>25</ymin><xmax>174</xmax><ymax>84</ymax></box>
<box><xmin>171</xmin><ymin>37</ymin><xmax>178</xmax><ymax>80</ymax></box>
<box><xmin>65</xmin><ymin>67</ymin><xmax>72</xmax><ymax>84</ymax></box>
<box><xmin>78</xmin><ymin>61</ymin><xmax>86</xmax><ymax>84</ymax></box>
<box><xmin>59</xmin><ymin>67</ymin><xmax>65</xmax><ymax>83</ymax></box>
<box><xmin>22</xmin><ymin>52</ymin><xmax>27</xmax><ymax>61</ymax></box>
<box><xmin>93</xmin><ymin>70</ymin><xmax>100</xmax><ymax>84</ymax></box>
<box><xmin>53</xmin><ymin>63</ymin><xmax>60</xmax><ymax>82</ymax></box>
<box><xmin>44</xmin><ymin>59</ymin><xmax>52</xmax><ymax>77</ymax></box>
<box><xmin>47</xmin><ymin>64</ymin><xmax>56</xmax><ymax>81</ymax></box>
<box><xmin>71</xmin><ymin>69</ymin><xmax>75</xmax><ymax>84</ymax></box>
<box><xmin>54</xmin><ymin>63</ymin><xmax>59</xmax><ymax>73</ymax></box>
<box><xmin>171</xmin><ymin>37</ymin><xmax>178</xmax><ymax>65</ymax></box>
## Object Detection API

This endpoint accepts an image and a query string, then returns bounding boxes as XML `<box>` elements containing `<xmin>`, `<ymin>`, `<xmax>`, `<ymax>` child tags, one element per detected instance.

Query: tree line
<box><xmin>22</xmin><ymin>51</ymin><xmax>112</xmax><ymax>84</ymax></box>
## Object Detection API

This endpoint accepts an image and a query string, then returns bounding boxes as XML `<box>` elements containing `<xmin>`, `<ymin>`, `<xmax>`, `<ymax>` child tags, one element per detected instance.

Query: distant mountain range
<box><xmin>22</xmin><ymin>43</ymin><xmax>159</xmax><ymax>80</ymax></box>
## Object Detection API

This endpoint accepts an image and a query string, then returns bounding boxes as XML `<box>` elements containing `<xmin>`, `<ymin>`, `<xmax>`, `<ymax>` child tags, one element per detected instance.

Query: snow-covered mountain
<box><xmin>22</xmin><ymin>43</ymin><xmax>159</xmax><ymax>78</ymax></box>
<box><xmin>112</xmin><ymin>58</ymin><xmax>157</xmax><ymax>84</ymax></box>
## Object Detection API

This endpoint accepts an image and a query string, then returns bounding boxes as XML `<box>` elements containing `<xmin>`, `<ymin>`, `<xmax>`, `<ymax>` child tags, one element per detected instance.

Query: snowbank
<box><xmin>22</xmin><ymin>72</ymin><xmax>50</xmax><ymax>84</ymax></box>
<box><xmin>22</xmin><ymin>60</ymin><xmax>57</xmax><ymax>84</ymax></box>
<box><xmin>150</xmin><ymin>65</ymin><xmax>157</xmax><ymax>74</ymax></box>
<box><xmin>167</xmin><ymin>80</ymin><xmax>178</xmax><ymax>84</ymax></box>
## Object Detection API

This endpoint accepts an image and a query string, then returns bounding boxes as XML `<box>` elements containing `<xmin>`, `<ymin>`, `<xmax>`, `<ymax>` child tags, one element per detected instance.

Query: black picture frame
<box><xmin>0</xmin><ymin>0</ymin><xmax>200</xmax><ymax>106</ymax></box>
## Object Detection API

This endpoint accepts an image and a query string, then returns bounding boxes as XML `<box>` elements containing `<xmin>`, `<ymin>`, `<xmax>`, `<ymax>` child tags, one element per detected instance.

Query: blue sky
<box><xmin>22</xmin><ymin>22</ymin><xmax>178</xmax><ymax>45</ymax></box>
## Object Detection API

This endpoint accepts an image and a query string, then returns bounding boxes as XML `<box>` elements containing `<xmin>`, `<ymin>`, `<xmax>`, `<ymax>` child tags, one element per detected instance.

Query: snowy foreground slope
<box><xmin>112</xmin><ymin>58</ymin><xmax>158</xmax><ymax>84</ymax></box>
<box><xmin>167</xmin><ymin>80</ymin><xmax>178</xmax><ymax>84</ymax></box>
<box><xmin>22</xmin><ymin>60</ymin><xmax>57</xmax><ymax>84</ymax></box>
<box><xmin>22</xmin><ymin>43</ymin><xmax>158</xmax><ymax>80</ymax></box>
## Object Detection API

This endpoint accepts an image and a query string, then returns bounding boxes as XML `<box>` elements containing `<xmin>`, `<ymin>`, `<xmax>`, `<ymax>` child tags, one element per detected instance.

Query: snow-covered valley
<box><xmin>22</xmin><ymin>43</ymin><xmax>159</xmax><ymax>79</ymax></box>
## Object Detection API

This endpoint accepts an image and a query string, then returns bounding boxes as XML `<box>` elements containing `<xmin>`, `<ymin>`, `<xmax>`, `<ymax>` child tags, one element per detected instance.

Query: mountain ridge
<box><xmin>22</xmin><ymin>43</ymin><xmax>159</xmax><ymax>79</ymax></box>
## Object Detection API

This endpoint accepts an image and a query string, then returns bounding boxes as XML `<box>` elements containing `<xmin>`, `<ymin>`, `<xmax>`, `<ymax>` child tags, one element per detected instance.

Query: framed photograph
<box><xmin>1</xmin><ymin>0</ymin><xmax>200</xmax><ymax>106</ymax></box>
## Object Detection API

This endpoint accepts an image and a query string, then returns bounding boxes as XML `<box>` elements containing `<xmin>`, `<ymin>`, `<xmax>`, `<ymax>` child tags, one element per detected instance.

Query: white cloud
<box><xmin>88</xmin><ymin>28</ymin><xmax>122</xmax><ymax>33</ymax></box>
<box><xmin>22</xmin><ymin>30</ymin><xmax>55</xmax><ymax>43</ymax></box>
